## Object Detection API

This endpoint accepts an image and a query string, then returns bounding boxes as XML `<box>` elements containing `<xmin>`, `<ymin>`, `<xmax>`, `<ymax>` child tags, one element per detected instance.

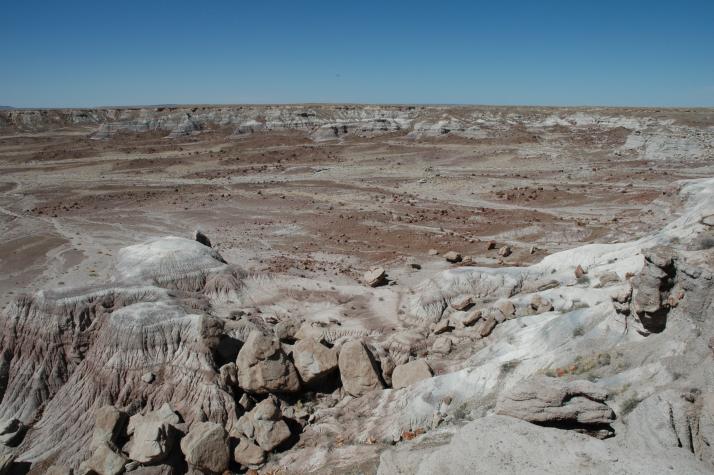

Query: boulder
<box><xmin>432</xmin><ymin>319</ymin><xmax>453</xmax><ymax>334</ymax></box>
<box><xmin>495</xmin><ymin>300</ymin><xmax>515</xmax><ymax>319</ymax></box>
<box><xmin>364</xmin><ymin>267</ymin><xmax>387</xmax><ymax>287</ymax></box>
<box><xmin>233</xmin><ymin>396</ymin><xmax>292</xmax><ymax>452</ymax></box>
<box><xmin>274</xmin><ymin>319</ymin><xmax>300</xmax><ymax>342</ymax></box>
<box><xmin>254</xmin><ymin>419</ymin><xmax>292</xmax><ymax>451</ymax></box>
<box><xmin>498</xmin><ymin>246</ymin><xmax>511</xmax><ymax>257</ymax></box>
<box><xmin>338</xmin><ymin>340</ymin><xmax>385</xmax><ymax>397</ymax></box>
<box><xmin>90</xmin><ymin>406</ymin><xmax>128</xmax><ymax>450</ymax></box>
<box><xmin>529</xmin><ymin>295</ymin><xmax>553</xmax><ymax>314</ymax></box>
<box><xmin>127</xmin><ymin>412</ymin><xmax>177</xmax><ymax>464</ymax></box>
<box><xmin>234</xmin><ymin>436</ymin><xmax>266</xmax><ymax>467</ymax></box>
<box><xmin>236</xmin><ymin>331</ymin><xmax>301</xmax><ymax>394</ymax></box>
<box><xmin>495</xmin><ymin>376</ymin><xmax>615</xmax><ymax>437</ymax></box>
<box><xmin>479</xmin><ymin>316</ymin><xmax>497</xmax><ymax>337</ymax></box>
<box><xmin>631</xmin><ymin>247</ymin><xmax>677</xmax><ymax>334</ymax></box>
<box><xmin>79</xmin><ymin>442</ymin><xmax>128</xmax><ymax>475</ymax></box>
<box><xmin>450</xmin><ymin>296</ymin><xmax>474</xmax><ymax>311</ymax></box>
<box><xmin>443</xmin><ymin>251</ymin><xmax>462</xmax><ymax>263</ymax></box>
<box><xmin>392</xmin><ymin>360</ymin><xmax>433</xmax><ymax>389</ymax></box>
<box><xmin>462</xmin><ymin>309</ymin><xmax>482</xmax><ymax>327</ymax></box>
<box><xmin>292</xmin><ymin>338</ymin><xmax>338</xmax><ymax>385</ymax></box>
<box><xmin>431</xmin><ymin>336</ymin><xmax>452</xmax><ymax>355</ymax></box>
<box><xmin>141</xmin><ymin>372</ymin><xmax>155</xmax><ymax>383</ymax></box>
<box><xmin>179</xmin><ymin>422</ymin><xmax>229</xmax><ymax>474</ymax></box>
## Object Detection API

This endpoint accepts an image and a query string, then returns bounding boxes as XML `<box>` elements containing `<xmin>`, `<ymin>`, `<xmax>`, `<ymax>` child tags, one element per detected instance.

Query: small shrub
<box><xmin>621</xmin><ymin>396</ymin><xmax>642</xmax><ymax>415</ymax></box>
<box><xmin>500</xmin><ymin>360</ymin><xmax>520</xmax><ymax>375</ymax></box>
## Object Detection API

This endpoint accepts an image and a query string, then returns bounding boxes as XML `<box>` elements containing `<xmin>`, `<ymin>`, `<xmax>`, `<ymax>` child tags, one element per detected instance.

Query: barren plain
<box><xmin>0</xmin><ymin>105</ymin><xmax>713</xmax><ymax>474</ymax></box>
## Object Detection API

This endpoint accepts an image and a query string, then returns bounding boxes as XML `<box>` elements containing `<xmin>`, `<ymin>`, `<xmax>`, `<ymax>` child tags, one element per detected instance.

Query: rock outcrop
<box><xmin>496</xmin><ymin>377</ymin><xmax>615</xmax><ymax>438</ymax></box>
<box><xmin>338</xmin><ymin>341</ymin><xmax>385</xmax><ymax>397</ymax></box>
<box><xmin>236</xmin><ymin>331</ymin><xmax>301</xmax><ymax>394</ymax></box>
<box><xmin>179</xmin><ymin>422</ymin><xmax>229</xmax><ymax>474</ymax></box>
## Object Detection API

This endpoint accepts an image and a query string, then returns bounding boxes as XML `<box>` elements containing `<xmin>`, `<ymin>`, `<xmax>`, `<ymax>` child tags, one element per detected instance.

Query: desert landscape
<box><xmin>0</xmin><ymin>104</ymin><xmax>713</xmax><ymax>474</ymax></box>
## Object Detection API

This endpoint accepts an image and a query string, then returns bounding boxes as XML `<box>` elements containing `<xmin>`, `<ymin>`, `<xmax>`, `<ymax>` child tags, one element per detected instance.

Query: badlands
<box><xmin>0</xmin><ymin>104</ymin><xmax>713</xmax><ymax>474</ymax></box>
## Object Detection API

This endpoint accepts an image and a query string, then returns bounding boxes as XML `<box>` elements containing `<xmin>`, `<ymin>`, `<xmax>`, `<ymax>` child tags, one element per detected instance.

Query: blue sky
<box><xmin>1</xmin><ymin>0</ymin><xmax>713</xmax><ymax>107</ymax></box>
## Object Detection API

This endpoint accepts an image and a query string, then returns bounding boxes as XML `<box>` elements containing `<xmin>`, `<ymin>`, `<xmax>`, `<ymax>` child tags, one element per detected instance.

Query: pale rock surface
<box><xmin>236</xmin><ymin>331</ymin><xmax>301</xmax><ymax>394</ymax></box>
<box><xmin>338</xmin><ymin>341</ymin><xmax>385</xmax><ymax>397</ymax></box>
<box><xmin>495</xmin><ymin>376</ymin><xmax>614</xmax><ymax>428</ymax></box>
<box><xmin>392</xmin><ymin>360</ymin><xmax>433</xmax><ymax>389</ymax></box>
<box><xmin>179</xmin><ymin>421</ymin><xmax>229</xmax><ymax>474</ymax></box>
<box><xmin>234</xmin><ymin>436</ymin><xmax>265</xmax><ymax>466</ymax></box>
<box><xmin>291</xmin><ymin>339</ymin><xmax>338</xmax><ymax>385</ymax></box>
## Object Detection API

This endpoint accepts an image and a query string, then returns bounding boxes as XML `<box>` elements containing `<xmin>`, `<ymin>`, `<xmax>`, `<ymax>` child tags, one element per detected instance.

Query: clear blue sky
<box><xmin>2</xmin><ymin>0</ymin><xmax>713</xmax><ymax>108</ymax></box>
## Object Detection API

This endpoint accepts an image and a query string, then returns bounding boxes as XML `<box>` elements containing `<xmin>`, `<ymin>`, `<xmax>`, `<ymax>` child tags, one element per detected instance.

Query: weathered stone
<box><xmin>392</xmin><ymin>360</ymin><xmax>433</xmax><ymax>389</ymax></box>
<box><xmin>218</xmin><ymin>362</ymin><xmax>238</xmax><ymax>388</ymax></box>
<box><xmin>450</xmin><ymin>296</ymin><xmax>474</xmax><ymax>311</ymax></box>
<box><xmin>180</xmin><ymin>422</ymin><xmax>229</xmax><ymax>474</ymax></box>
<box><xmin>128</xmin><ymin>418</ymin><xmax>176</xmax><ymax>464</ymax></box>
<box><xmin>236</xmin><ymin>331</ymin><xmax>301</xmax><ymax>394</ymax></box>
<box><xmin>338</xmin><ymin>340</ymin><xmax>385</xmax><ymax>397</ymax></box>
<box><xmin>462</xmin><ymin>309</ymin><xmax>482</xmax><ymax>326</ymax></box>
<box><xmin>234</xmin><ymin>436</ymin><xmax>265</xmax><ymax>467</ymax></box>
<box><xmin>292</xmin><ymin>338</ymin><xmax>338</xmax><ymax>385</ymax></box>
<box><xmin>431</xmin><ymin>336</ymin><xmax>452</xmax><ymax>355</ymax></box>
<box><xmin>427</xmin><ymin>249</ymin><xmax>439</xmax><ymax>256</ymax></box>
<box><xmin>498</xmin><ymin>246</ymin><xmax>511</xmax><ymax>257</ymax></box>
<box><xmin>495</xmin><ymin>376</ymin><xmax>615</xmax><ymax>435</ymax></box>
<box><xmin>364</xmin><ymin>267</ymin><xmax>387</xmax><ymax>287</ymax></box>
<box><xmin>274</xmin><ymin>319</ymin><xmax>300</xmax><ymax>342</ymax></box>
<box><xmin>443</xmin><ymin>251</ymin><xmax>462</xmax><ymax>263</ymax></box>
<box><xmin>80</xmin><ymin>442</ymin><xmax>129</xmax><ymax>475</ymax></box>
<box><xmin>254</xmin><ymin>419</ymin><xmax>291</xmax><ymax>451</ymax></box>
<box><xmin>432</xmin><ymin>319</ymin><xmax>453</xmax><ymax>334</ymax></box>
<box><xmin>495</xmin><ymin>300</ymin><xmax>515</xmax><ymax>319</ymax></box>
<box><xmin>530</xmin><ymin>295</ymin><xmax>553</xmax><ymax>314</ymax></box>
<box><xmin>575</xmin><ymin>264</ymin><xmax>587</xmax><ymax>279</ymax></box>
<box><xmin>90</xmin><ymin>406</ymin><xmax>128</xmax><ymax>451</ymax></box>
<box><xmin>45</xmin><ymin>465</ymin><xmax>73</xmax><ymax>475</ymax></box>
<box><xmin>479</xmin><ymin>316</ymin><xmax>498</xmax><ymax>337</ymax></box>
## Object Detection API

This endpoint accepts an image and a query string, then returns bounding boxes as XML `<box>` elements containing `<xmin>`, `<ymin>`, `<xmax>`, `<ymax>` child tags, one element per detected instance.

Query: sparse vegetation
<box><xmin>621</xmin><ymin>395</ymin><xmax>643</xmax><ymax>415</ymax></box>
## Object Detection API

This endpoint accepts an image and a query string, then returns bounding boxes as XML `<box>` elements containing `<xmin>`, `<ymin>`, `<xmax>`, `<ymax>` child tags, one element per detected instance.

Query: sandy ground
<box><xmin>1</xmin><ymin>107</ymin><xmax>713</xmax><ymax>311</ymax></box>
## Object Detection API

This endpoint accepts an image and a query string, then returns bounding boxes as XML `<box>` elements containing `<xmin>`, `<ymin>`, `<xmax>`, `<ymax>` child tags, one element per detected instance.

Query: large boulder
<box><xmin>338</xmin><ymin>340</ymin><xmax>385</xmax><ymax>397</ymax></box>
<box><xmin>233</xmin><ymin>396</ymin><xmax>292</xmax><ymax>452</ymax></box>
<box><xmin>392</xmin><ymin>359</ymin><xmax>433</xmax><ymax>389</ymax></box>
<box><xmin>292</xmin><ymin>338</ymin><xmax>339</xmax><ymax>385</ymax></box>
<box><xmin>236</xmin><ymin>331</ymin><xmax>301</xmax><ymax>394</ymax></box>
<box><xmin>79</xmin><ymin>443</ymin><xmax>128</xmax><ymax>475</ymax></box>
<box><xmin>90</xmin><ymin>406</ymin><xmax>128</xmax><ymax>450</ymax></box>
<box><xmin>179</xmin><ymin>422</ymin><xmax>229</xmax><ymax>474</ymax></box>
<box><xmin>631</xmin><ymin>247</ymin><xmax>677</xmax><ymax>334</ymax></box>
<box><xmin>234</xmin><ymin>436</ymin><xmax>266</xmax><ymax>467</ymax></box>
<box><xmin>495</xmin><ymin>376</ymin><xmax>615</xmax><ymax>437</ymax></box>
<box><xmin>127</xmin><ymin>404</ymin><xmax>181</xmax><ymax>464</ymax></box>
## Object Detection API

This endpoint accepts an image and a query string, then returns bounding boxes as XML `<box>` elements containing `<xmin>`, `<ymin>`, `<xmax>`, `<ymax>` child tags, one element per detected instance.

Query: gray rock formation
<box><xmin>179</xmin><ymin>421</ymin><xmax>229</xmax><ymax>474</ymax></box>
<box><xmin>292</xmin><ymin>339</ymin><xmax>338</xmax><ymax>386</ymax></box>
<box><xmin>496</xmin><ymin>376</ymin><xmax>615</xmax><ymax>437</ymax></box>
<box><xmin>338</xmin><ymin>340</ymin><xmax>385</xmax><ymax>397</ymax></box>
<box><xmin>391</xmin><ymin>360</ymin><xmax>433</xmax><ymax>389</ymax></box>
<box><xmin>236</xmin><ymin>331</ymin><xmax>301</xmax><ymax>394</ymax></box>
